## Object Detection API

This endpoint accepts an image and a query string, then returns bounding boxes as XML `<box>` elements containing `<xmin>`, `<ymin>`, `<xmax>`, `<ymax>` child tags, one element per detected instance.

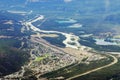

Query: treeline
<box><xmin>79</xmin><ymin>37</ymin><xmax>120</xmax><ymax>52</ymax></box>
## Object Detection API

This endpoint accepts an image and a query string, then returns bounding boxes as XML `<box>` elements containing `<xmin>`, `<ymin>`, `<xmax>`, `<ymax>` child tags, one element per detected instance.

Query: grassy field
<box><xmin>34</xmin><ymin>54</ymin><xmax>49</xmax><ymax>62</ymax></box>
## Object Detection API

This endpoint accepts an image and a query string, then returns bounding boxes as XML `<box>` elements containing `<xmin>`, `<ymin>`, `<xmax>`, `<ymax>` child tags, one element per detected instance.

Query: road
<box><xmin>25</xmin><ymin>15</ymin><xmax>118</xmax><ymax>80</ymax></box>
<box><xmin>66</xmin><ymin>54</ymin><xmax>118</xmax><ymax>80</ymax></box>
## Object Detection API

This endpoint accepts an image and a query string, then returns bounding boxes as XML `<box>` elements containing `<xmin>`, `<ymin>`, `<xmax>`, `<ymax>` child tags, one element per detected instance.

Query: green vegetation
<box><xmin>34</xmin><ymin>54</ymin><xmax>49</xmax><ymax>61</ymax></box>
<box><xmin>79</xmin><ymin>37</ymin><xmax>120</xmax><ymax>52</ymax></box>
<box><xmin>42</xmin><ymin>34</ymin><xmax>66</xmax><ymax>48</ymax></box>
<box><xmin>67</xmin><ymin>42</ymin><xmax>76</xmax><ymax>46</ymax></box>
<box><xmin>41</xmin><ymin>54</ymin><xmax>113</xmax><ymax>79</ymax></box>
<box><xmin>0</xmin><ymin>38</ymin><xmax>30</xmax><ymax>76</ymax></box>
<box><xmin>74</xmin><ymin>55</ymin><xmax>120</xmax><ymax>80</ymax></box>
<box><xmin>0</xmin><ymin>38</ymin><xmax>21</xmax><ymax>48</ymax></box>
<box><xmin>71</xmin><ymin>38</ymin><xmax>75</xmax><ymax>41</ymax></box>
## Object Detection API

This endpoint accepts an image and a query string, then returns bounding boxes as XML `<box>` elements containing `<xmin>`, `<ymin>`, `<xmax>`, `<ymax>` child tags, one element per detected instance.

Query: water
<box><xmin>95</xmin><ymin>39</ymin><xmax>118</xmax><ymax>45</ymax></box>
<box><xmin>56</xmin><ymin>18</ymin><xmax>77</xmax><ymax>24</ymax></box>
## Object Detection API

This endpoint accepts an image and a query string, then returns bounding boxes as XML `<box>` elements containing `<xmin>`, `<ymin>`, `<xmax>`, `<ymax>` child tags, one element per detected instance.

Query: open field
<box><xmin>34</xmin><ymin>54</ymin><xmax>49</xmax><ymax>62</ymax></box>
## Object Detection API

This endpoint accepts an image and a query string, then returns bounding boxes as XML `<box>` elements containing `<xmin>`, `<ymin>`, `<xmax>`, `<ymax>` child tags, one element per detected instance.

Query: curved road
<box><xmin>23</xmin><ymin>16</ymin><xmax>118</xmax><ymax>80</ymax></box>
<box><xmin>66</xmin><ymin>54</ymin><xmax>118</xmax><ymax>80</ymax></box>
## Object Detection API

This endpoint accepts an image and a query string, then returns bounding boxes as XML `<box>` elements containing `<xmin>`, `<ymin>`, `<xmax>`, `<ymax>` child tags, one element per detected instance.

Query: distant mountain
<box><xmin>0</xmin><ymin>0</ymin><xmax>120</xmax><ymax>16</ymax></box>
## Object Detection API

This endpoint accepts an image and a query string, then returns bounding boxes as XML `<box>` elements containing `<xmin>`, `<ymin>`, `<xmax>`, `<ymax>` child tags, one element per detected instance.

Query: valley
<box><xmin>0</xmin><ymin>12</ymin><xmax>107</xmax><ymax>80</ymax></box>
<box><xmin>1</xmin><ymin>0</ymin><xmax>120</xmax><ymax>80</ymax></box>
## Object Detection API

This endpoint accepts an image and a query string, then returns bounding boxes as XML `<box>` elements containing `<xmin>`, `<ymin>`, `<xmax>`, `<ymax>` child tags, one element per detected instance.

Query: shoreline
<box><xmin>24</xmin><ymin>15</ymin><xmax>82</xmax><ymax>49</ymax></box>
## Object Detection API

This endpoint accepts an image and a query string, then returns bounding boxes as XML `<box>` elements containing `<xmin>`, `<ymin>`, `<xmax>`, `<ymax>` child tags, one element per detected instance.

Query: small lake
<box><xmin>56</xmin><ymin>18</ymin><xmax>77</xmax><ymax>24</ymax></box>
<box><xmin>94</xmin><ymin>39</ymin><xmax>118</xmax><ymax>45</ymax></box>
